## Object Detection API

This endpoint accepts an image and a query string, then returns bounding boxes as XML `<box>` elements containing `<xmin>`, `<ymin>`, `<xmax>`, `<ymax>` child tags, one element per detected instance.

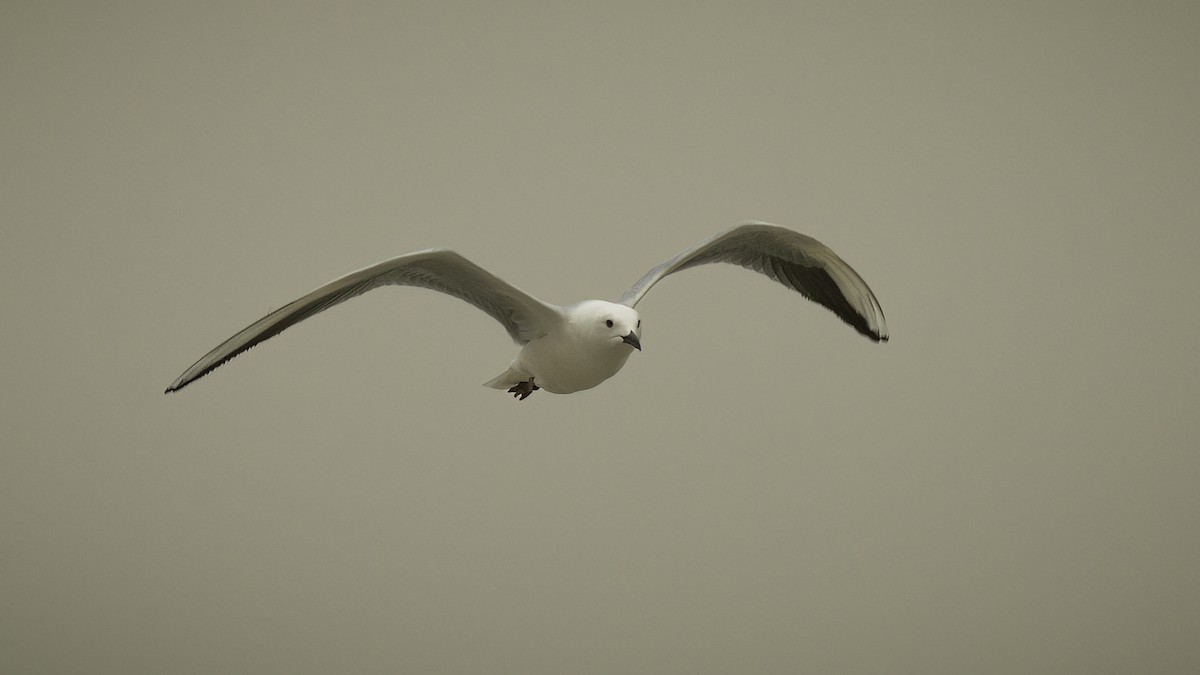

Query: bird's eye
<box><xmin>637</xmin><ymin>320</ymin><xmax>641</xmax><ymax>328</ymax></box>
<box><xmin>605</xmin><ymin>319</ymin><xmax>614</xmax><ymax>328</ymax></box>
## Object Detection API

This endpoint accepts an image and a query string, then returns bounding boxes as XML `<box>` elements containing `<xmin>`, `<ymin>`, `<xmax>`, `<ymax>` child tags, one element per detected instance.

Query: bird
<box><xmin>165</xmin><ymin>222</ymin><xmax>887</xmax><ymax>399</ymax></box>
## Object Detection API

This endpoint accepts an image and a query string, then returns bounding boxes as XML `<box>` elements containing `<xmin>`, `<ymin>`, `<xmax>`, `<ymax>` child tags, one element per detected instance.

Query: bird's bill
<box><xmin>621</xmin><ymin>331</ymin><xmax>642</xmax><ymax>350</ymax></box>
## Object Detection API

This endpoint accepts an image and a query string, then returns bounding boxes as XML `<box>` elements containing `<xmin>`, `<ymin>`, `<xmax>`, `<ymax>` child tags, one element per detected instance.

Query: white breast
<box><xmin>514</xmin><ymin>324</ymin><xmax>634</xmax><ymax>394</ymax></box>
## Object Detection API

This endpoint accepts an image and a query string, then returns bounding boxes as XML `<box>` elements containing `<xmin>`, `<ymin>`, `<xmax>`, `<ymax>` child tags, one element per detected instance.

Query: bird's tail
<box><xmin>482</xmin><ymin>365</ymin><xmax>528</xmax><ymax>390</ymax></box>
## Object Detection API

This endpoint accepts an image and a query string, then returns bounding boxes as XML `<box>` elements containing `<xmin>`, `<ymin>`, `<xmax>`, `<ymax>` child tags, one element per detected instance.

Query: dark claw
<box><xmin>506</xmin><ymin>378</ymin><xmax>539</xmax><ymax>401</ymax></box>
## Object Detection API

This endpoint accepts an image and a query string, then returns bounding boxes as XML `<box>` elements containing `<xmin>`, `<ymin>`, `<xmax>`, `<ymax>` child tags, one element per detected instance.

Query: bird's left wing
<box><xmin>165</xmin><ymin>249</ymin><xmax>562</xmax><ymax>392</ymax></box>
<box><xmin>618</xmin><ymin>222</ymin><xmax>888</xmax><ymax>342</ymax></box>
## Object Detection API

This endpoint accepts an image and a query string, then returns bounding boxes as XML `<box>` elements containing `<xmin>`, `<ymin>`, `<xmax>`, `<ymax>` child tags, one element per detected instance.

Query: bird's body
<box><xmin>165</xmin><ymin>222</ymin><xmax>887</xmax><ymax>398</ymax></box>
<box><xmin>483</xmin><ymin>300</ymin><xmax>642</xmax><ymax>395</ymax></box>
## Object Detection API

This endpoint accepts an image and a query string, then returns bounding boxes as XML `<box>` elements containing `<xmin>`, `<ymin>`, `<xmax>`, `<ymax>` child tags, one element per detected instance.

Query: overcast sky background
<box><xmin>3</xmin><ymin>2</ymin><xmax>1198</xmax><ymax>673</ymax></box>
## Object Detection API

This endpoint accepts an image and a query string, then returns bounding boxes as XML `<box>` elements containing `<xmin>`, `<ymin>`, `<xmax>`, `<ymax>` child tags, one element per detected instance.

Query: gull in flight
<box><xmin>165</xmin><ymin>222</ymin><xmax>887</xmax><ymax>399</ymax></box>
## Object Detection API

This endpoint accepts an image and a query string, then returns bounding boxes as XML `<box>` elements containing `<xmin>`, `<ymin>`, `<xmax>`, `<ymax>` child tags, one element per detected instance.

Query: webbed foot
<box><xmin>507</xmin><ymin>378</ymin><xmax>539</xmax><ymax>401</ymax></box>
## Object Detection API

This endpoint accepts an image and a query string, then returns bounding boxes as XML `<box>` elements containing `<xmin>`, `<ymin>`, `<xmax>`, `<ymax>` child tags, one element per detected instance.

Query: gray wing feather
<box><xmin>618</xmin><ymin>222</ymin><xmax>888</xmax><ymax>342</ymax></box>
<box><xmin>166</xmin><ymin>249</ymin><xmax>562</xmax><ymax>392</ymax></box>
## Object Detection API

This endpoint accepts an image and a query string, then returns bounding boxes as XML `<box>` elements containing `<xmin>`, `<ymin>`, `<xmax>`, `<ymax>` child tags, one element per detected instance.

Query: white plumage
<box><xmin>166</xmin><ymin>222</ymin><xmax>887</xmax><ymax>399</ymax></box>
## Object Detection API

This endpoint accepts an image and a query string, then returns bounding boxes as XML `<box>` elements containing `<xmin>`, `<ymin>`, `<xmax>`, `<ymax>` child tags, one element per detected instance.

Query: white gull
<box><xmin>165</xmin><ymin>222</ymin><xmax>888</xmax><ymax>399</ymax></box>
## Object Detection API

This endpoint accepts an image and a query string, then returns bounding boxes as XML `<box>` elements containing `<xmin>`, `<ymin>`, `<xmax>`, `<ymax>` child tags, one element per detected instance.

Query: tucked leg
<box><xmin>507</xmin><ymin>378</ymin><xmax>539</xmax><ymax>401</ymax></box>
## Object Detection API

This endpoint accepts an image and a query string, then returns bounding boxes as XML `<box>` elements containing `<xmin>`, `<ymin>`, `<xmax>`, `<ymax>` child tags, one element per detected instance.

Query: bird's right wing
<box><xmin>165</xmin><ymin>249</ymin><xmax>562</xmax><ymax>392</ymax></box>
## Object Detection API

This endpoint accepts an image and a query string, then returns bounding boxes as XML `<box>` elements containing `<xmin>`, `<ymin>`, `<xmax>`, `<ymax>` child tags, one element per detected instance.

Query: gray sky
<box><xmin>3</xmin><ymin>1</ymin><xmax>1198</xmax><ymax>673</ymax></box>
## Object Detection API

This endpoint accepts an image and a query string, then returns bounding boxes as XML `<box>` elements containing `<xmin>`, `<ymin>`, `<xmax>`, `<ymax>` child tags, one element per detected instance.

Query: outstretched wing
<box><xmin>618</xmin><ymin>222</ymin><xmax>888</xmax><ymax>342</ymax></box>
<box><xmin>165</xmin><ymin>249</ymin><xmax>562</xmax><ymax>392</ymax></box>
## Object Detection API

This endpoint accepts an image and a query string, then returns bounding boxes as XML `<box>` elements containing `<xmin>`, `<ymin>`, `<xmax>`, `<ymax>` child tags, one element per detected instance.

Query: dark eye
<box><xmin>637</xmin><ymin>320</ymin><xmax>641</xmax><ymax>328</ymax></box>
<box><xmin>605</xmin><ymin>319</ymin><xmax>614</xmax><ymax>328</ymax></box>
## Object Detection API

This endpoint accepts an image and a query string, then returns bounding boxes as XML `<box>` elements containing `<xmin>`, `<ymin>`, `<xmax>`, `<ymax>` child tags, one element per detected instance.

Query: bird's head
<box><xmin>570</xmin><ymin>300</ymin><xmax>641</xmax><ymax>351</ymax></box>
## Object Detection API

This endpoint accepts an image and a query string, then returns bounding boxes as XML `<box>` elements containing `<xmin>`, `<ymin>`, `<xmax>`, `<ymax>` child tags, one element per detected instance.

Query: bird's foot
<box><xmin>507</xmin><ymin>378</ymin><xmax>539</xmax><ymax>401</ymax></box>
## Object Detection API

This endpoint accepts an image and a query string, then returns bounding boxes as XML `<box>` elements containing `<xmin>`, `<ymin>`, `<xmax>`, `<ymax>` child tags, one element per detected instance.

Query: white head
<box><xmin>567</xmin><ymin>300</ymin><xmax>642</xmax><ymax>351</ymax></box>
